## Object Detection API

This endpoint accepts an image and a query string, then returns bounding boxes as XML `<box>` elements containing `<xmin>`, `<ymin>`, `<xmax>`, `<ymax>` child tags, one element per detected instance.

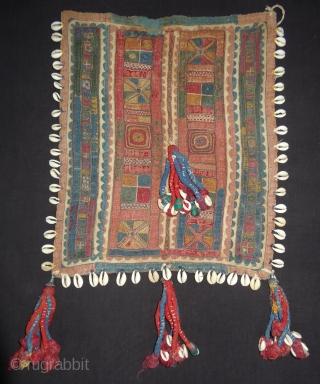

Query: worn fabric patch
<box><xmin>53</xmin><ymin>11</ymin><xmax>278</xmax><ymax>279</ymax></box>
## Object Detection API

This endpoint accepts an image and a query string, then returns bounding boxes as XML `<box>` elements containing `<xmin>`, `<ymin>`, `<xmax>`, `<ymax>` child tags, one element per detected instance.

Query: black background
<box><xmin>1</xmin><ymin>0</ymin><xmax>320</xmax><ymax>383</ymax></box>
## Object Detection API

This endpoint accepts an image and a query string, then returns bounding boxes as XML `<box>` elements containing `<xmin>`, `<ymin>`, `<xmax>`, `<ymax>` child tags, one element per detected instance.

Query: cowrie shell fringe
<box><xmin>271</xmin><ymin>259</ymin><xmax>285</xmax><ymax>268</ymax></box>
<box><xmin>116</xmin><ymin>271</ymin><xmax>127</xmax><ymax>286</ymax></box>
<box><xmin>195</xmin><ymin>269</ymin><xmax>204</xmax><ymax>283</ymax></box>
<box><xmin>250</xmin><ymin>275</ymin><xmax>261</xmax><ymax>290</ymax></box>
<box><xmin>177</xmin><ymin>268</ymin><xmax>187</xmax><ymax>284</ymax></box>
<box><xmin>99</xmin><ymin>271</ymin><xmax>109</xmax><ymax>286</ymax></box>
<box><xmin>41</xmin><ymin>261</ymin><xmax>55</xmax><ymax>272</ymax></box>
<box><xmin>227</xmin><ymin>272</ymin><xmax>238</xmax><ymax>286</ymax></box>
<box><xmin>43</xmin><ymin>230</ymin><xmax>57</xmax><ymax>239</ymax></box>
<box><xmin>217</xmin><ymin>272</ymin><xmax>226</xmax><ymax>284</ymax></box>
<box><xmin>161</xmin><ymin>265</ymin><xmax>172</xmax><ymax>280</ymax></box>
<box><xmin>73</xmin><ymin>274</ymin><xmax>83</xmax><ymax>288</ymax></box>
<box><xmin>41</xmin><ymin>244</ymin><xmax>55</xmax><ymax>254</ymax></box>
<box><xmin>46</xmin><ymin>216</ymin><xmax>58</xmax><ymax>224</ymax></box>
<box><xmin>50</xmin><ymin>149</ymin><xmax>62</xmax><ymax>156</ymax></box>
<box><xmin>273</xmin><ymin>217</ymin><xmax>286</xmax><ymax>227</ymax></box>
<box><xmin>61</xmin><ymin>274</ymin><xmax>71</xmax><ymax>288</ymax></box>
<box><xmin>131</xmin><ymin>270</ymin><xmax>141</xmax><ymax>284</ymax></box>
<box><xmin>240</xmin><ymin>273</ymin><xmax>250</xmax><ymax>287</ymax></box>
<box><xmin>271</xmin><ymin>243</ymin><xmax>286</xmax><ymax>253</ymax></box>
<box><xmin>148</xmin><ymin>269</ymin><xmax>159</xmax><ymax>283</ymax></box>
<box><xmin>51</xmin><ymin>21</ymin><xmax>63</xmax><ymax>31</ymax></box>
<box><xmin>207</xmin><ymin>269</ymin><xmax>217</xmax><ymax>284</ymax></box>
<box><xmin>89</xmin><ymin>271</ymin><xmax>99</xmax><ymax>287</ymax></box>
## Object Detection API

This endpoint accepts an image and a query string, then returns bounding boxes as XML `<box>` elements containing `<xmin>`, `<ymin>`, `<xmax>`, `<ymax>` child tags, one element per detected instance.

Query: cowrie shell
<box><xmin>52</xmin><ymin>61</ymin><xmax>64</xmax><ymax>71</ymax></box>
<box><xmin>290</xmin><ymin>347</ymin><xmax>297</xmax><ymax>358</ymax></box>
<box><xmin>273</xmin><ymin>49</ymin><xmax>285</xmax><ymax>59</ymax></box>
<box><xmin>271</xmin><ymin>259</ymin><xmax>284</xmax><ymax>268</ymax></box>
<box><xmin>51</xmin><ymin>124</ymin><xmax>61</xmax><ymax>131</ymax></box>
<box><xmin>49</xmin><ymin>134</ymin><xmax>61</xmax><ymax>142</ymax></box>
<box><xmin>163</xmin><ymin>202</ymin><xmax>170</xmax><ymax>213</ymax></box>
<box><xmin>49</xmin><ymin>184</ymin><xmax>62</xmax><ymax>193</ymax></box>
<box><xmin>131</xmin><ymin>270</ymin><xmax>141</xmax><ymax>284</ymax></box>
<box><xmin>275</xmin><ymin>187</ymin><xmax>286</xmax><ymax>197</ymax></box>
<box><xmin>274</xmin><ymin>141</ymin><xmax>289</xmax><ymax>151</ymax></box>
<box><xmin>178</xmin><ymin>348</ymin><xmax>185</xmax><ymax>359</ymax></box>
<box><xmin>273</xmin><ymin>217</ymin><xmax>286</xmax><ymax>227</ymax></box>
<box><xmin>42</xmin><ymin>244</ymin><xmax>55</xmax><ymax>254</ymax></box>
<box><xmin>89</xmin><ymin>271</ymin><xmax>99</xmax><ymax>287</ymax></box>
<box><xmin>274</xmin><ymin>154</ymin><xmax>288</xmax><ymax>163</ymax></box>
<box><xmin>273</xmin><ymin>204</ymin><xmax>287</xmax><ymax>213</ymax></box>
<box><xmin>51</xmin><ymin>73</ymin><xmax>63</xmax><ymax>81</ymax></box>
<box><xmin>51</xmin><ymin>32</ymin><xmax>62</xmax><ymax>42</ymax></box>
<box><xmin>204</xmin><ymin>195</ymin><xmax>212</xmax><ymax>206</ymax></box>
<box><xmin>276</xmin><ymin>27</ymin><xmax>284</xmax><ymax>37</ymax></box>
<box><xmin>51</xmin><ymin>21</ymin><xmax>63</xmax><ymax>31</ymax></box>
<box><xmin>217</xmin><ymin>272</ymin><xmax>226</xmax><ymax>284</ymax></box>
<box><xmin>49</xmin><ymin>159</ymin><xmax>61</xmax><ymax>168</ymax></box>
<box><xmin>291</xmin><ymin>331</ymin><xmax>302</xmax><ymax>339</ymax></box>
<box><xmin>160</xmin><ymin>350</ymin><xmax>169</xmax><ymax>361</ymax></box>
<box><xmin>273</xmin><ymin>83</ymin><xmax>284</xmax><ymax>92</ymax></box>
<box><xmin>51</xmin><ymin>49</ymin><xmax>62</xmax><ymax>59</ymax></box>
<box><xmin>162</xmin><ymin>266</ymin><xmax>172</xmax><ymax>280</ymax></box>
<box><xmin>61</xmin><ymin>274</ymin><xmax>71</xmax><ymax>288</ymax></box>
<box><xmin>182</xmin><ymin>344</ymin><xmax>188</xmax><ymax>358</ymax></box>
<box><xmin>43</xmin><ymin>230</ymin><xmax>57</xmax><ymax>239</ymax></box>
<box><xmin>284</xmin><ymin>334</ymin><xmax>293</xmax><ymax>346</ymax></box>
<box><xmin>275</xmin><ymin>37</ymin><xmax>286</xmax><ymax>47</ymax></box>
<box><xmin>46</xmin><ymin>216</ymin><xmax>58</xmax><ymax>224</ymax></box>
<box><xmin>250</xmin><ymin>275</ymin><xmax>261</xmax><ymax>290</ymax></box>
<box><xmin>166</xmin><ymin>334</ymin><xmax>172</xmax><ymax>347</ymax></box>
<box><xmin>271</xmin><ymin>243</ymin><xmax>285</xmax><ymax>253</ymax></box>
<box><xmin>148</xmin><ymin>269</ymin><xmax>159</xmax><ymax>283</ymax></box>
<box><xmin>275</xmin><ymin>171</ymin><xmax>289</xmax><ymax>181</ymax></box>
<box><xmin>171</xmin><ymin>206</ymin><xmax>178</xmax><ymax>216</ymax></box>
<box><xmin>273</xmin><ymin>66</ymin><xmax>285</xmax><ymax>78</ymax></box>
<box><xmin>73</xmin><ymin>273</ymin><xmax>83</xmax><ymax>288</ymax></box>
<box><xmin>99</xmin><ymin>271</ymin><xmax>109</xmax><ymax>286</ymax></box>
<box><xmin>53</xmin><ymin>92</ymin><xmax>63</xmax><ymax>102</ymax></box>
<box><xmin>258</xmin><ymin>338</ymin><xmax>266</xmax><ymax>351</ymax></box>
<box><xmin>116</xmin><ymin>271</ymin><xmax>126</xmax><ymax>286</ymax></box>
<box><xmin>50</xmin><ymin>149</ymin><xmax>62</xmax><ymax>156</ymax></box>
<box><xmin>227</xmin><ymin>272</ymin><xmax>238</xmax><ymax>286</ymax></box>
<box><xmin>157</xmin><ymin>198</ymin><xmax>164</xmax><ymax>210</ymax></box>
<box><xmin>179</xmin><ymin>189</ymin><xmax>187</xmax><ymax>199</ymax></box>
<box><xmin>41</xmin><ymin>261</ymin><xmax>55</xmax><ymax>272</ymax></box>
<box><xmin>51</xmin><ymin>109</ymin><xmax>61</xmax><ymax>118</ymax></box>
<box><xmin>301</xmin><ymin>342</ymin><xmax>309</xmax><ymax>352</ymax></box>
<box><xmin>207</xmin><ymin>269</ymin><xmax>217</xmax><ymax>284</ymax></box>
<box><xmin>54</xmin><ymin>81</ymin><xmax>63</xmax><ymax>90</ymax></box>
<box><xmin>50</xmin><ymin>169</ymin><xmax>61</xmax><ymax>179</ymax></box>
<box><xmin>241</xmin><ymin>273</ymin><xmax>250</xmax><ymax>287</ymax></box>
<box><xmin>274</xmin><ymin>125</ymin><xmax>287</xmax><ymax>135</ymax></box>
<box><xmin>273</xmin><ymin>109</ymin><xmax>286</xmax><ymax>118</ymax></box>
<box><xmin>272</xmin><ymin>229</ymin><xmax>286</xmax><ymax>240</ymax></box>
<box><xmin>177</xmin><ymin>268</ymin><xmax>187</xmax><ymax>284</ymax></box>
<box><xmin>273</xmin><ymin>95</ymin><xmax>285</xmax><ymax>105</ymax></box>
<box><xmin>195</xmin><ymin>269</ymin><xmax>204</xmax><ymax>283</ymax></box>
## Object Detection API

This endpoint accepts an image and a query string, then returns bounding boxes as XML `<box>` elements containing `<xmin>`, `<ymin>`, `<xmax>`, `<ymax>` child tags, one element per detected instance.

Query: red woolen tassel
<box><xmin>8</xmin><ymin>276</ymin><xmax>61</xmax><ymax>372</ymax></box>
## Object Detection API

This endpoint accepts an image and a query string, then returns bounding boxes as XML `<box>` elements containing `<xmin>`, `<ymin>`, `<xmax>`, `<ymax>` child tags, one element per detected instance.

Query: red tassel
<box><xmin>8</xmin><ymin>277</ymin><xmax>60</xmax><ymax>372</ymax></box>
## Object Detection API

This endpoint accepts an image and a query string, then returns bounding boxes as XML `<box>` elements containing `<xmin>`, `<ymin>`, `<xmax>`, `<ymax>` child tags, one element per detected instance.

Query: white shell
<box><xmin>273</xmin><ymin>204</ymin><xmax>287</xmax><ymax>213</ymax></box>
<box><xmin>61</xmin><ymin>274</ymin><xmax>71</xmax><ymax>288</ymax></box>
<box><xmin>204</xmin><ymin>195</ymin><xmax>213</xmax><ymax>206</ymax></box>
<box><xmin>291</xmin><ymin>331</ymin><xmax>302</xmax><ymax>339</ymax></box>
<box><xmin>241</xmin><ymin>273</ymin><xmax>250</xmax><ymax>287</ymax></box>
<box><xmin>217</xmin><ymin>272</ymin><xmax>226</xmax><ymax>284</ymax></box>
<box><xmin>250</xmin><ymin>275</ymin><xmax>261</xmax><ymax>290</ymax></box>
<box><xmin>160</xmin><ymin>350</ymin><xmax>169</xmax><ymax>361</ymax></box>
<box><xmin>181</xmin><ymin>344</ymin><xmax>188</xmax><ymax>358</ymax></box>
<box><xmin>179</xmin><ymin>189</ymin><xmax>187</xmax><ymax>199</ymax></box>
<box><xmin>273</xmin><ymin>217</ymin><xmax>286</xmax><ymax>227</ymax></box>
<box><xmin>274</xmin><ymin>125</ymin><xmax>287</xmax><ymax>135</ymax></box>
<box><xmin>54</xmin><ymin>81</ymin><xmax>63</xmax><ymax>90</ymax></box>
<box><xmin>41</xmin><ymin>261</ymin><xmax>55</xmax><ymax>272</ymax></box>
<box><xmin>49</xmin><ymin>183</ymin><xmax>62</xmax><ymax>193</ymax></box>
<box><xmin>52</xmin><ymin>61</ymin><xmax>64</xmax><ymax>71</ymax></box>
<box><xmin>273</xmin><ymin>66</ymin><xmax>285</xmax><ymax>78</ymax></box>
<box><xmin>273</xmin><ymin>95</ymin><xmax>285</xmax><ymax>105</ymax></box>
<box><xmin>50</xmin><ymin>169</ymin><xmax>61</xmax><ymax>179</ymax></box>
<box><xmin>148</xmin><ymin>269</ymin><xmax>159</xmax><ymax>283</ymax></box>
<box><xmin>41</xmin><ymin>244</ymin><xmax>55</xmax><ymax>254</ymax></box>
<box><xmin>207</xmin><ymin>269</ymin><xmax>217</xmax><ymax>285</ymax></box>
<box><xmin>170</xmin><ymin>206</ymin><xmax>178</xmax><ymax>216</ymax></box>
<box><xmin>131</xmin><ymin>270</ymin><xmax>141</xmax><ymax>284</ymax></box>
<box><xmin>290</xmin><ymin>347</ymin><xmax>297</xmax><ymax>358</ymax></box>
<box><xmin>52</xmin><ymin>124</ymin><xmax>62</xmax><ymax>131</ymax></box>
<box><xmin>49</xmin><ymin>159</ymin><xmax>61</xmax><ymax>168</ymax></box>
<box><xmin>51</xmin><ymin>72</ymin><xmax>63</xmax><ymax>81</ymax></box>
<box><xmin>271</xmin><ymin>243</ymin><xmax>286</xmax><ymax>253</ymax></box>
<box><xmin>116</xmin><ymin>271</ymin><xmax>127</xmax><ymax>286</ymax></box>
<box><xmin>274</xmin><ymin>154</ymin><xmax>288</xmax><ymax>163</ymax></box>
<box><xmin>163</xmin><ymin>202</ymin><xmax>170</xmax><ymax>213</ymax></box>
<box><xmin>162</xmin><ymin>266</ymin><xmax>172</xmax><ymax>280</ymax></box>
<box><xmin>51</xmin><ymin>32</ymin><xmax>62</xmax><ymax>42</ymax></box>
<box><xmin>178</xmin><ymin>348</ymin><xmax>185</xmax><ymax>359</ymax></box>
<box><xmin>89</xmin><ymin>271</ymin><xmax>99</xmax><ymax>287</ymax></box>
<box><xmin>51</xmin><ymin>109</ymin><xmax>61</xmax><ymax>118</ymax></box>
<box><xmin>50</xmin><ymin>148</ymin><xmax>62</xmax><ymax>156</ymax></box>
<box><xmin>273</xmin><ymin>49</ymin><xmax>286</xmax><ymax>59</ymax></box>
<box><xmin>99</xmin><ymin>271</ymin><xmax>109</xmax><ymax>286</ymax></box>
<box><xmin>275</xmin><ymin>37</ymin><xmax>286</xmax><ymax>47</ymax></box>
<box><xmin>49</xmin><ymin>134</ymin><xmax>61</xmax><ymax>143</ymax></box>
<box><xmin>275</xmin><ymin>171</ymin><xmax>289</xmax><ymax>181</ymax></box>
<box><xmin>157</xmin><ymin>198</ymin><xmax>164</xmax><ymax>210</ymax></box>
<box><xmin>195</xmin><ymin>270</ymin><xmax>204</xmax><ymax>283</ymax></box>
<box><xmin>272</xmin><ymin>229</ymin><xmax>286</xmax><ymax>240</ymax></box>
<box><xmin>271</xmin><ymin>259</ymin><xmax>284</xmax><ymax>268</ymax></box>
<box><xmin>49</xmin><ymin>196</ymin><xmax>60</xmax><ymax>205</ymax></box>
<box><xmin>273</xmin><ymin>109</ymin><xmax>286</xmax><ymax>118</ymax></box>
<box><xmin>51</xmin><ymin>21</ymin><xmax>63</xmax><ymax>31</ymax></box>
<box><xmin>284</xmin><ymin>334</ymin><xmax>293</xmax><ymax>346</ymax></box>
<box><xmin>275</xmin><ymin>187</ymin><xmax>286</xmax><ymax>196</ymax></box>
<box><xmin>46</xmin><ymin>216</ymin><xmax>58</xmax><ymax>224</ymax></box>
<box><xmin>53</xmin><ymin>92</ymin><xmax>63</xmax><ymax>102</ymax></box>
<box><xmin>273</xmin><ymin>83</ymin><xmax>284</xmax><ymax>92</ymax></box>
<box><xmin>301</xmin><ymin>342</ymin><xmax>309</xmax><ymax>352</ymax></box>
<box><xmin>166</xmin><ymin>334</ymin><xmax>172</xmax><ymax>347</ymax></box>
<box><xmin>51</xmin><ymin>49</ymin><xmax>62</xmax><ymax>59</ymax></box>
<box><xmin>227</xmin><ymin>272</ymin><xmax>238</xmax><ymax>286</ymax></box>
<box><xmin>258</xmin><ymin>337</ymin><xmax>266</xmax><ymax>351</ymax></box>
<box><xmin>73</xmin><ymin>273</ymin><xmax>83</xmax><ymax>288</ymax></box>
<box><xmin>177</xmin><ymin>268</ymin><xmax>187</xmax><ymax>284</ymax></box>
<box><xmin>44</xmin><ymin>230</ymin><xmax>57</xmax><ymax>239</ymax></box>
<box><xmin>276</xmin><ymin>27</ymin><xmax>284</xmax><ymax>37</ymax></box>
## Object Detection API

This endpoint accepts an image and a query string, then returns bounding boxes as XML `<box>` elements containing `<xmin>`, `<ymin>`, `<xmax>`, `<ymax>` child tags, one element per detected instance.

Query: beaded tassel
<box><xmin>8</xmin><ymin>277</ymin><xmax>60</xmax><ymax>372</ymax></box>
<box><xmin>141</xmin><ymin>279</ymin><xmax>199</xmax><ymax>372</ymax></box>
<box><xmin>258</xmin><ymin>275</ymin><xmax>309</xmax><ymax>360</ymax></box>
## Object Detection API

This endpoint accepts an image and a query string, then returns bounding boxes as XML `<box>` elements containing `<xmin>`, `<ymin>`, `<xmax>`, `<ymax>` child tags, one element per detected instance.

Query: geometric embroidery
<box><xmin>125</xmin><ymin>125</ymin><xmax>151</xmax><ymax>149</ymax></box>
<box><xmin>184</xmin><ymin>221</ymin><xmax>214</xmax><ymax>250</ymax></box>
<box><xmin>117</xmin><ymin>220</ymin><xmax>149</xmax><ymax>249</ymax></box>
<box><xmin>188</xmin><ymin>130</ymin><xmax>214</xmax><ymax>154</ymax></box>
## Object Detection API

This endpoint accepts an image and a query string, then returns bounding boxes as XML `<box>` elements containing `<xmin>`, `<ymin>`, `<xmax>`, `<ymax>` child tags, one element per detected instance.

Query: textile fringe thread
<box><xmin>258</xmin><ymin>275</ymin><xmax>309</xmax><ymax>360</ymax></box>
<box><xmin>140</xmin><ymin>279</ymin><xmax>199</xmax><ymax>373</ymax></box>
<box><xmin>8</xmin><ymin>277</ymin><xmax>60</xmax><ymax>372</ymax></box>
